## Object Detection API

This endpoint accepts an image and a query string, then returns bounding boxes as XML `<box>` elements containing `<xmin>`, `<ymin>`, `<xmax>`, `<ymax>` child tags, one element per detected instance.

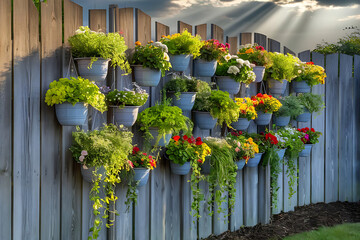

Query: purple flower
<box><xmin>304</xmin><ymin>134</ymin><xmax>309</xmax><ymax>140</ymax></box>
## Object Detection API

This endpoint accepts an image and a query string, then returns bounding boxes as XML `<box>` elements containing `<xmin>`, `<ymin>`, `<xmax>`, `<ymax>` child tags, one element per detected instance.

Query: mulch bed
<box><xmin>205</xmin><ymin>201</ymin><xmax>360</xmax><ymax>240</ymax></box>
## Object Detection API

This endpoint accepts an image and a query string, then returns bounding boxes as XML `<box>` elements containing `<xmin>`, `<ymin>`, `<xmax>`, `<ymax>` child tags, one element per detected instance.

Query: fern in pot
<box><xmin>296</xmin><ymin>93</ymin><xmax>325</xmax><ymax>122</ymax></box>
<box><xmin>273</xmin><ymin>95</ymin><xmax>304</xmax><ymax>127</ymax></box>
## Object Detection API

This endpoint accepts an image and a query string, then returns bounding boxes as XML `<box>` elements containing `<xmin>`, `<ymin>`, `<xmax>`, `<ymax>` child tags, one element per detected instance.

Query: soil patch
<box><xmin>204</xmin><ymin>201</ymin><xmax>360</xmax><ymax>240</ymax></box>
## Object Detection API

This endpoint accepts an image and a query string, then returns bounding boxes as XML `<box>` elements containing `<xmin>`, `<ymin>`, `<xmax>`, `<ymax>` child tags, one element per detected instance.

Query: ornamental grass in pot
<box><xmin>45</xmin><ymin>77</ymin><xmax>107</xmax><ymax>126</ymax></box>
<box><xmin>131</xmin><ymin>41</ymin><xmax>171</xmax><ymax>87</ymax></box>
<box><xmin>296</xmin><ymin>93</ymin><xmax>325</xmax><ymax>122</ymax></box>
<box><xmin>273</xmin><ymin>95</ymin><xmax>304</xmax><ymax>127</ymax></box>
<box><xmin>251</xmin><ymin>93</ymin><xmax>282</xmax><ymax>125</ymax></box>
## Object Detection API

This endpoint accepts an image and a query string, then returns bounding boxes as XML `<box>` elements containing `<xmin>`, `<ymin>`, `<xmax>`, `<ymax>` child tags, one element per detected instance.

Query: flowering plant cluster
<box><xmin>237</xmin><ymin>44</ymin><xmax>272</xmax><ymax>67</ymax></box>
<box><xmin>132</xmin><ymin>41</ymin><xmax>171</xmax><ymax>76</ymax></box>
<box><xmin>227</xmin><ymin>134</ymin><xmax>259</xmax><ymax>163</ymax></box>
<box><xmin>106</xmin><ymin>88</ymin><xmax>148</xmax><ymax>108</ymax></box>
<box><xmin>160</xmin><ymin>30</ymin><xmax>203</xmax><ymax>57</ymax></box>
<box><xmin>234</xmin><ymin>97</ymin><xmax>257</xmax><ymax>120</ymax></box>
<box><xmin>198</xmin><ymin>39</ymin><xmax>229</xmax><ymax>61</ymax></box>
<box><xmin>251</xmin><ymin>93</ymin><xmax>282</xmax><ymax>113</ymax></box>
<box><xmin>128</xmin><ymin>146</ymin><xmax>157</xmax><ymax>170</ymax></box>
<box><xmin>265</xmin><ymin>52</ymin><xmax>299</xmax><ymax>82</ymax></box>
<box><xmin>68</xmin><ymin>26</ymin><xmax>131</xmax><ymax>72</ymax></box>
<box><xmin>294</xmin><ymin>61</ymin><xmax>326</xmax><ymax>87</ymax></box>
<box><xmin>297</xmin><ymin>127</ymin><xmax>321</xmax><ymax>144</ymax></box>
<box><xmin>215</xmin><ymin>54</ymin><xmax>256</xmax><ymax>84</ymax></box>
<box><xmin>166</xmin><ymin>135</ymin><xmax>211</xmax><ymax>165</ymax></box>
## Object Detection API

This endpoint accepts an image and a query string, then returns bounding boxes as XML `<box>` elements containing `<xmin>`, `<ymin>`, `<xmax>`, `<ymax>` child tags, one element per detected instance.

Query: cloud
<box><xmin>338</xmin><ymin>14</ymin><xmax>360</xmax><ymax>21</ymax></box>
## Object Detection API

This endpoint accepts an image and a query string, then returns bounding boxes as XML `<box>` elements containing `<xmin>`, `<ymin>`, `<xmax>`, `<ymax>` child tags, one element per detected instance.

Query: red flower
<box><xmin>197</xmin><ymin>159</ymin><xmax>203</xmax><ymax>163</ymax></box>
<box><xmin>173</xmin><ymin>135</ymin><xmax>180</xmax><ymax>141</ymax></box>
<box><xmin>190</xmin><ymin>136</ymin><xmax>195</xmax><ymax>143</ymax></box>
<box><xmin>238</xmin><ymin>131</ymin><xmax>243</xmax><ymax>135</ymax></box>
<box><xmin>255</xmin><ymin>46</ymin><xmax>265</xmax><ymax>51</ymax></box>
<box><xmin>256</xmin><ymin>93</ymin><xmax>263</xmax><ymax>97</ymax></box>
<box><xmin>311</xmin><ymin>128</ymin><xmax>315</xmax><ymax>132</ymax></box>
<box><xmin>196</xmin><ymin>140</ymin><xmax>203</xmax><ymax>145</ymax></box>
<box><xmin>225</xmin><ymin>43</ymin><xmax>230</xmax><ymax>49</ymax></box>
<box><xmin>306</xmin><ymin>62</ymin><xmax>314</xmax><ymax>65</ymax></box>
<box><xmin>183</xmin><ymin>135</ymin><xmax>189</xmax><ymax>140</ymax></box>
<box><xmin>305</xmin><ymin>127</ymin><xmax>309</xmax><ymax>131</ymax></box>
<box><xmin>142</xmin><ymin>153</ymin><xmax>147</xmax><ymax>156</ymax></box>
<box><xmin>196</xmin><ymin>137</ymin><xmax>202</xmax><ymax>141</ymax></box>
<box><xmin>259</xmin><ymin>100</ymin><xmax>264</xmax><ymax>105</ymax></box>
<box><xmin>132</xmin><ymin>146</ymin><xmax>140</xmax><ymax>154</ymax></box>
<box><xmin>297</xmin><ymin>128</ymin><xmax>301</xmax><ymax>132</ymax></box>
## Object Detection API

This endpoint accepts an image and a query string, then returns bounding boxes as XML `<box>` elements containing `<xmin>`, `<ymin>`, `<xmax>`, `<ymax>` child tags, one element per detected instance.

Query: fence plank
<box><xmin>155</xmin><ymin>22</ymin><xmax>169</xmax><ymax>41</ymax></box>
<box><xmin>211</xmin><ymin>24</ymin><xmax>224</xmax><ymax>43</ymax></box>
<box><xmin>284</xmin><ymin>46</ymin><xmax>295</xmax><ymax>55</ymax></box>
<box><xmin>311</xmin><ymin>52</ymin><xmax>325</xmax><ymax>204</ymax></box>
<box><xmin>136</xmin><ymin>9</ymin><xmax>151</xmax><ymax>44</ymax></box>
<box><xmin>254</xmin><ymin>33</ymin><xmax>267</xmax><ymax>50</ymax></box>
<box><xmin>198</xmin><ymin>180</ymin><xmax>212</xmax><ymax>239</ymax></box>
<box><xmin>89</xmin><ymin>9</ymin><xmax>106</xmax><ymax>33</ymax></box>
<box><xmin>268</xmin><ymin>38</ymin><xmax>280</xmax><ymax>53</ymax></box>
<box><xmin>230</xmin><ymin>171</ymin><xmax>243</xmax><ymax>230</ymax></box>
<box><xmin>339</xmin><ymin>54</ymin><xmax>354</xmax><ymax>202</ymax></box>
<box><xmin>283</xmin><ymin>158</ymin><xmax>297</xmax><ymax>212</ymax></box>
<box><xmin>226</xmin><ymin>36</ymin><xmax>238</xmax><ymax>55</ymax></box>
<box><xmin>272</xmin><ymin>163</ymin><xmax>283</xmax><ymax>214</ymax></box>
<box><xmin>0</xmin><ymin>0</ymin><xmax>12</xmax><ymax>239</ymax></box>
<box><xmin>195</xmin><ymin>24</ymin><xmax>207</xmax><ymax>40</ymax></box>
<box><xmin>181</xmin><ymin>174</ymin><xmax>197</xmax><ymax>240</ymax></box>
<box><xmin>243</xmin><ymin>167</ymin><xmax>258</xmax><ymax>226</ymax></box>
<box><xmin>325</xmin><ymin>53</ymin><xmax>339</xmax><ymax>203</ymax></box>
<box><xmin>117</xmin><ymin>8</ymin><xmax>135</xmax><ymax>48</ymax></box>
<box><xmin>240</xmin><ymin>32</ymin><xmax>252</xmax><ymax>45</ymax></box>
<box><xmin>258</xmin><ymin>163</ymin><xmax>271</xmax><ymax>223</ymax></box>
<box><xmin>178</xmin><ymin>21</ymin><xmax>192</xmax><ymax>34</ymax></box>
<box><xmin>354</xmin><ymin>54</ymin><xmax>360</xmax><ymax>202</ymax></box>
<box><xmin>115</xmin><ymin>184</ymin><xmax>133</xmax><ymax>240</ymax></box>
<box><xmin>165</xmin><ymin>170</ymin><xmax>182</xmax><ymax>240</ymax></box>
<box><xmin>64</xmin><ymin>0</ymin><xmax>83</xmax><ymax>40</ymax></box>
<box><xmin>134</xmin><ymin>186</ymin><xmax>150</xmax><ymax>240</ymax></box>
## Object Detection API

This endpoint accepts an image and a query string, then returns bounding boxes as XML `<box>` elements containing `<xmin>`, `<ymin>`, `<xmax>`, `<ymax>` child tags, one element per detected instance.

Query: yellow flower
<box><xmin>245</xmin><ymin>48</ymin><xmax>254</xmax><ymax>54</ymax></box>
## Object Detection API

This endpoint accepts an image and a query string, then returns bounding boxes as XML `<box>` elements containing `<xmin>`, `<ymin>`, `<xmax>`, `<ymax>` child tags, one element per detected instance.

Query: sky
<box><xmin>74</xmin><ymin>0</ymin><xmax>360</xmax><ymax>53</ymax></box>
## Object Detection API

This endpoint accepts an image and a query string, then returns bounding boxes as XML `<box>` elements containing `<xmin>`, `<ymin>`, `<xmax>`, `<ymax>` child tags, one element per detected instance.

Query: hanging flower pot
<box><xmin>253</xmin><ymin>66</ymin><xmax>265</xmax><ymax>83</ymax></box>
<box><xmin>277</xmin><ymin>148</ymin><xmax>286</xmax><ymax>160</ymax></box>
<box><xmin>148</xmin><ymin>127</ymin><xmax>172</xmax><ymax>147</ymax></box>
<box><xmin>170</xmin><ymin>161</ymin><xmax>191</xmax><ymax>175</ymax></box>
<box><xmin>231</xmin><ymin>117</ymin><xmax>251</xmax><ymax>131</ymax></box>
<box><xmin>193</xmin><ymin>111</ymin><xmax>217</xmax><ymax>130</ymax></box>
<box><xmin>247</xmin><ymin>153</ymin><xmax>263</xmax><ymax>168</ymax></box>
<box><xmin>299</xmin><ymin>144</ymin><xmax>313</xmax><ymax>157</ymax></box>
<box><xmin>296</xmin><ymin>109</ymin><xmax>311</xmax><ymax>122</ymax></box>
<box><xmin>293</xmin><ymin>80</ymin><xmax>311</xmax><ymax>93</ymax></box>
<box><xmin>273</xmin><ymin>115</ymin><xmax>290</xmax><ymax>127</ymax></box>
<box><xmin>133</xmin><ymin>65</ymin><xmax>161</xmax><ymax>87</ymax></box>
<box><xmin>55</xmin><ymin>102</ymin><xmax>88</xmax><ymax>126</ymax></box>
<box><xmin>236</xmin><ymin>159</ymin><xmax>246</xmax><ymax>171</ymax></box>
<box><xmin>169</xmin><ymin>54</ymin><xmax>191</xmax><ymax>72</ymax></box>
<box><xmin>254</xmin><ymin>111</ymin><xmax>272</xmax><ymax>125</ymax></box>
<box><xmin>216</xmin><ymin>76</ymin><xmax>241</xmax><ymax>95</ymax></box>
<box><xmin>267</xmin><ymin>78</ymin><xmax>288</xmax><ymax>95</ymax></box>
<box><xmin>172</xmin><ymin>92</ymin><xmax>197</xmax><ymax>111</ymax></box>
<box><xmin>80</xmin><ymin>166</ymin><xmax>106</xmax><ymax>183</ymax></box>
<box><xmin>111</xmin><ymin>106</ymin><xmax>140</xmax><ymax>128</ymax></box>
<box><xmin>133</xmin><ymin>168</ymin><xmax>150</xmax><ymax>187</ymax></box>
<box><xmin>194</xmin><ymin>59</ymin><xmax>217</xmax><ymax>77</ymax></box>
<box><xmin>75</xmin><ymin>58</ymin><xmax>110</xmax><ymax>85</ymax></box>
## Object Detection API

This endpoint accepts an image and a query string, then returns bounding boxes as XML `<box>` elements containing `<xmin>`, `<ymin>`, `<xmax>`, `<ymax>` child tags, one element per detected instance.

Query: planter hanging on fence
<box><xmin>299</xmin><ymin>144</ymin><xmax>313</xmax><ymax>157</ymax></box>
<box><xmin>111</xmin><ymin>106</ymin><xmax>140</xmax><ymax>128</ymax></box>
<box><xmin>273</xmin><ymin>115</ymin><xmax>290</xmax><ymax>127</ymax></box>
<box><xmin>55</xmin><ymin>102</ymin><xmax>88</xmax><ymax>126</ymax></box>
<box><xmin>253</xmin><ymin>66</ymin><xmax>265</xmax><ymax>83</ymax></box>
<box><xmin>133</xmin><ymin>65</ymin><xmax>161</xmax><ymax>87</ymax></box>
<box><xmin>231</xmin><ymin>117</ymin><xmax>251</xmax><ymax>131</ymax></box>
<box><xmin>193</xmin><ymin>111</ymin><xmax>217</xmax><ymax>130</ymax></box>
<box><xmin>216</xmin><ymin>76</ymin><xmax>241</xmax><ymax>95</ymax></box>
<box><xmin>277</xmin><ymin>148</ymin><xmax>286</xmax><ymax>160</ymax></box>
<box><xmin>236</xmin><ymin>159</ymin><xmax>247</xmax><ymax>171</ymax></box>
<box><xmin>293</xmin><ymin>80</ymin><xmax>311</xmax><ymax>93</ymax></box>
<box><xmin>81</xmin><ymin>166</ymin><xmax>106</xmax><ymax>183</ymax></box>
<box><xmin>194</xmin><ymin>59</ymin><xmax>217</xmax><ymax>77</ymax></box>
<box><xmin>247</xmin><ymin>153</ymin><xmax>263</xmax><ymax>167</ymax></box>
<box><xmin>171</xmin><ymin>92</ymin><xmax>197</xmax><ymax>111</ymax></box>
<box><xmin>170</xmin><ymin>161</ymin><xmax>191</xmax><ymax>175</ymax></box>
<box><xmin>267</xmin><ymin>78</ymin><xmax>288</xmax><ymax>95</ymax></box>
<box><xmin>75</xmin><ymin>58</ymin><xmax>110</xmax><ymax>86</ymax></box>
<box><xmin>296</xmin><ymin>109</ymin><xmax>311</xmax><ymax>122</ymax></box>
<box><xmin>148</xmin><ymin>127</ymin><xmax>172</xmax><ymax>147</ymax></box>
<box><xmin>133</xmin><ymin>168</ymin><xmax>150</xmax><ymax>187</ymax></box>
<box><xmin>169</xmin><ymin>54</ymin><xmax>191</xmax><ymax>72</ymax></box>
<box><xmin>254</xmin><ymin>111</ymin><xmax>272</xmax><ymax>125</ymax></box>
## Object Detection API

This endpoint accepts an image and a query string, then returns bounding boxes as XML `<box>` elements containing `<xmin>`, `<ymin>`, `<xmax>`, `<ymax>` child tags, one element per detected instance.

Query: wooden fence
<box><xmin>0</xmin><ymin>1</ymin><xmax>359</xmax><ymax>240</ymax></box>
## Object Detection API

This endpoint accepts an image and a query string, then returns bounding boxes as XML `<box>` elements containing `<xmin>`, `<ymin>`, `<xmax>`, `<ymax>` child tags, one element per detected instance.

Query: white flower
<box><xmin>79</xmin><ymin>155</ymin><xmax>85</xmax><ymax>162</ymax></box>
<box><xmin>75</xmin><ymin>29</ymin><xmax>85</xmax><ymax>34</ymax></box>
<box><xmin>250</xmin><ymin>63</ymin><xmax>256</xmax><ymax>68</ymax></box>
<box><xmin>224</xmin><ymin>54</ymin><xmax>231</xmax><ymax>62</ymax></box>
<box><xmin>163</xmin><ymin>52</ymin><xmax>170</xmax><ymax>61</ymax></box>
<box><xmin>244</xmin><ymin>44</ymin><xmax>252</xmax><ymax>49</ymax></box>
<box><xmin>236</xmin><ymin>58</ymin><xmax>244</xmax><ymax>66</ymax></box>
<box><xmin>227</xmin><ymin>65</ymin><xmax>240</xmax><ymax>75</ymax></box>
<box><xmin>243</xmin><ymin>60</ymin><xmax>251</xmax><ymax>68</ymax></box>
<box><xmin>298</xmin><ymin>70</ymin><xmax>302</xmax><ymax>74</ymax></box>
<box><xmin>82</xmin><ymin>164</ymin><xmax>88</xmax><ymax>169</ymax></box>
<box><xmin>231</xmin><ymin>55</ymin><xmax>239</xmax><ymax>59</ymax></box>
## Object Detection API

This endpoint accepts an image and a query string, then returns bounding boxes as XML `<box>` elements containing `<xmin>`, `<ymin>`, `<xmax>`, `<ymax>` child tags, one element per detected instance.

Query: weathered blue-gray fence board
<box><xmin>354</xmin><ymin>55</ymin><xmax>360</xmax><ymax>202</ymax></box>
<box><xmin>182</xmin><ymin>174</ymin><xmax>197</xmax><ymax>240</ymax></box>
<box><xmin>231</xmin><ymin>171</ymin><xmax>243</xmax><ymax>230</ymax></box>
<box><xmin>254</xmin><ymin>33</ymin><xmax>267</xmax><ymax>50</ymax></box>
<box><xmin>272</xmin><ymin>162</ymin><xmax>283</xmax><ymax>214</ymax></box>
<box><xmin>115</xmin><ymin>184</ymin><xmax>133</xmax><ymax>240</ymax></box>
<box><xmin>339</xmin><ymin>54</ymin><xmax>354</xmax><ymax>202</ymax></box>
<box><xmin>324</xmin><ymin>53</ymin><xmax>339</xmax><ymax>203</ymax></box>
<box><xmin>311</xmin><ymin>52</ymin><xmax>325</xmax><ymax>204</ymax></box>
<box><xmin>283</xmin><ymin>158</ymin><xmax>298</xmax><ymax>212</ymax></box>
<box><xmin>268</xmin><ymin>39</ymin><xmax>280</xmax><ymax>53</ymax></box>
<box><xmin>0</xmin><ymin>0</ymin><xmax>12</xmax><ymax>239</ymax></box>
<box><xmin>213</xmin><ymin>189</ymin><xmax>228</xmax><ymax>235</ymax></box>
<box><xmin>243</xmin><ymin>167</ymin><xmax>258</xmax><ymax>226</ymax></box>
<box><xmin>165</xmin><ymin>171</ymin><xmax>182</xmax><ymax>240</ymax></box>
<box><xmin>134</xmin><ymin>186</ymin><xmax>150</xmax><ymax>240</ymax></box>
<box><xmin>258</xmin><ymin>163</ymin><xmax>271</xmax><ymax>223</ymax></box>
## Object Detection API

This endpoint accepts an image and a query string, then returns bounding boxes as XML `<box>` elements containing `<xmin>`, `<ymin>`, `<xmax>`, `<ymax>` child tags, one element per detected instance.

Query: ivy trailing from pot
<box><xmin>69</xmin><ymin>124</ymin><xmax>134</xmax><ymax>239</ymax></box>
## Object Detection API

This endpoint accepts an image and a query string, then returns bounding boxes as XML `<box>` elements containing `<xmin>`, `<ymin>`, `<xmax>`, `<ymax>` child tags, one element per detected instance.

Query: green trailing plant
<box><xmin>274</xmin><ymin>95</ymin><xmax>304</xmax><ymax>118</ymax></box>
<box><xmin>159</xmin><ymin>30</ymin><xmax>203</xmax><ymax>58</ymax></box>
<box><xmin>297</xmin><ymin>93</ymin><xmax>325</xmax><ymax>114</ymax></box>
<box><xmin>193</xmin><ymin>90</ymin><xmax>240</xmax><ymax>128</ymax></box>
<box><xmin>45</xmin><ymin>76</ymin><xmax>107</xmax><ymax>112</ymax></box>
<box><xmin>265</xmin><ymin>52</ymin><xmax>299</xmax><ymax>82</ymax></box>
<box><xmin>203</xmin><ymin>137</ymin><xmax>237</xmax><ymax>219</ymax></box>
<box><xmin>198</xmin><ymin>39</ymin><xmax>229</xmax><ymax>61</ymax></box>
<box><xmin>68</xmin><ymin>26</ymin><xmax>131</xmax><ymax>72</ymax></box>
<box><xmin>69</xmin><ymin>124</ymin><xmax>134</xmax><ymax>239</ymax></box>
<box><xmin>132</xmin><ymin>41</ymin><xmax>172</xmax><ymax>76</ymax></box>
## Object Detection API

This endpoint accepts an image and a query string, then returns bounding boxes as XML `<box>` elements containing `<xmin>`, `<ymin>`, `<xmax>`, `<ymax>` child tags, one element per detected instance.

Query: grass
<box><xmin>284</xmin><ymin>223</ymin><xmax>360</xmax><ymax>240</ymax></box>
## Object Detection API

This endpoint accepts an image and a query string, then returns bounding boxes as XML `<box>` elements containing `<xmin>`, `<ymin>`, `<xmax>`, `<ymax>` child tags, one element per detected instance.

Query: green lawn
<box><xmin>284</xmin><ymin>223</ymin><xmax>360</xmax><ymax>240</ymax></box>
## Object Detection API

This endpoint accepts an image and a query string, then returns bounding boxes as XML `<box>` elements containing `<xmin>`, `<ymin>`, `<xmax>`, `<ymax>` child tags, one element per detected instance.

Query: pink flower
<box><xmin>128</xmin><ymin>160</ymin><xmax>134</xmax><ymax>168</ymax></box>
<box><xmin>235</xmin><ymin>147</ymin><xmax>240</xmax><ymax>153</ymax></box>
<box><xmin>304</xmin><ymin>134</ymin><xmax>309</xmax><ymax>140</ymax></box>
<box><xmin>237</xmin><ymin>142</ymin><xmax>241</xmax><ymax>147</ymax></box>
<box><xmin>81</xmin><ymin>150</ymin><xmax>88</xmax><ymax>156</ymax></box>
<box><xmin>79</xmin><ymin>155</ymin><xmax>85</xmax><ymax>162</ymax></box>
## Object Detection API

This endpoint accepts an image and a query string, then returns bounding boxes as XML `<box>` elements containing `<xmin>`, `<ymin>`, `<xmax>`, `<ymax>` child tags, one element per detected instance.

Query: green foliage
<box><xmin>203</xmin><ymin>137</ymin><xmax>237</xmax><ymax>218</ymax></box>
<box><xmin>45</xmin><ymin>77</ymin><xmax>107</xmax><ymax>112</ymax></box>
<box><xmin>313</xmin><ymin>30</ymin><xmax>360</xmax><ymax>56</ymax></box>
<box><xmin>106</xmin><ymin>90</ymin><xmax>148</xmax><ymax>107</ymax></box>
<box><xmin>274</xmin><ymin>95</ymin><xmax>304</xmax><ymax>118</ymax></box>
<box><xmin>265</xmin><ymin>52</ymin><xmax>299</xmax><ymax>82</ymax></box>
<box><xmin>198</xmin><ymin>39</ymin><xmax>228</xmax><ymax>61</ymax></box>
<box><xmin>68</xmin><ymin>26</ymin><xmax>131</xmax><ymax>73</ymax></box>
<box><xmin>237</xmin><ymin>44</ymin><xmax>273</xmax><ymax>67</ymax></box>
<box><xmin>164</xmin><ymin>75</ymin><xmax>210</xmax><ymax>100</ymax></box>
<box><xmin>160</xmin><ymin>30</ymin><xmax>203</xmax><ymax>57</ymax></box>
<box><xmin>215</xmin><ymin>55</ymin><xmax>256</xmax><ymax>84</ymax></box>
<box><xmin>69</xmin><ymin>124</ymin><xmax>134</xmax><ymax>239</ymax></box>
<box><xmin>131</xmin><ymin>41</ymin><xmax>171</xmax><ymax>76</ymax></box>
<box><xmin>193</xmin><ymin>90</ymin><xmax>240</xmax><ymax>128</ymax></box>
<box><xmin>297</xmin><ymin>93</ymin><xmax>325</xmax><ymax>114</ymax></box>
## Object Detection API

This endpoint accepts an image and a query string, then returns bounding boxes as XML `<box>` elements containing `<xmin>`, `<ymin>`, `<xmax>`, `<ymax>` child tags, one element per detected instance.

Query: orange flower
<box><xmin>245</xmin><ymin>48</ymin><xmax>254</xmax><ymax>54</ymax></box>
<box><xmin>135</xmin><ymin>41</ymin><xmax>141</xmax><ymax>46</ymax></box>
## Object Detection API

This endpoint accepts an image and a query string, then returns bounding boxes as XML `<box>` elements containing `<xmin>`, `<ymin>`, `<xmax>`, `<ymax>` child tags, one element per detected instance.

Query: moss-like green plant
<box><xmin>265</xmin><ymin>52</ymin><xmax>299</xmax><ymax>82</ymax></box>
<box><xmin>297</xmin><ymin>93</ymin><xmax>325</xmax><ymax>114</ymax></box>
<box><xmin>45</xmin><ymin>76</ymin><xmax>107</xmax><ymax>112</ymax></box>
<box><xmin>274</xmin><ymin>95</ymin><xmax>304</xmax><ymax>118</ymax></box>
